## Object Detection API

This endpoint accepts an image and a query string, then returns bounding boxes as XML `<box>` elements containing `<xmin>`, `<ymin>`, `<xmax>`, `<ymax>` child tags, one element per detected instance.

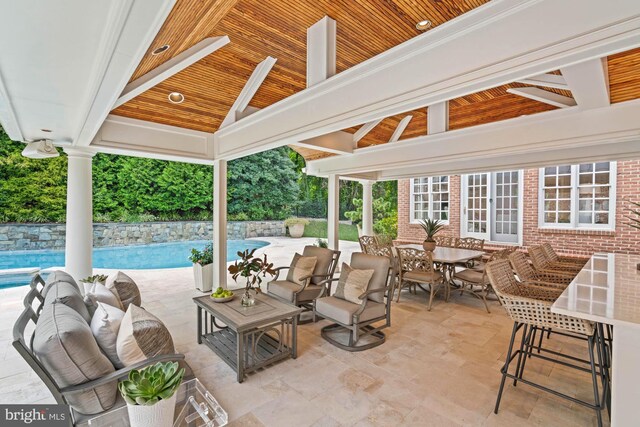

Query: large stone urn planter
<box><xmin>288</xmin><ymin>223</ymin><xmax>305</xmax><ymax>238</ymax></box>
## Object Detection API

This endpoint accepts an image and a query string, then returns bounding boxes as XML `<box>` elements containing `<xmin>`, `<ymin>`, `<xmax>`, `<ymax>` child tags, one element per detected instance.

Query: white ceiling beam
<box><xmin>291</xmin><ymin>131</ymin><xmax>353</xmax><ymax>155</ymax></box>
<box><xmin>516</xmin><ymin>73</ymin><xmax>569</xmax><ymax>90</ymax></box>
<box><xmin>389</xmin><ymin>115</ymin><xmax>412</xmax><ymax>142</ymax></box>
<box><xmin>307</xmin><ymin>16</ymin><xmax>336</xmax><ymax>87</ymax></box>
<box><xmin>112</xmin><ymin>36</ymin><xmax>230</xmax><ymax>110</ymax></box>
<box><xmin>90</xmin><ymin>114</ymin><xmax>214</xmax><ymax>164</ymax></box>
<box><xmin>353</xmin><ymin>119</ymin><xmax>383</xmax><ymax>145</ymax></box>
<box><xmin>0</xmin><ymin>70</ymin><xmax>23</xmax><ymax>141</ymax></box>
<box><xmin>214</xmin><ymin>0</ymin><xmax>640</xmax><ymax>160</ymax></box>
<box><xmin>560</xmin><ymin>58</ymin><xmax>610</xmax><ymax>109</ymax></box>
<box><xmin>220</xmin><ymin>56</ymin><xmax>277</xmax><ymax>128</ymax></box>
<box><xmin>427</xmin><ymin>102</ymin><xmax>449</xmax><ymax>134</ymax></box>
<box><xmin>507</xmin><ymin>87</ymin><xmax>577</xmax><ymax>108</ymax></box>
<box><xmin>305</xmin><ymin>99</ymin><xmax>640</xmax><ymax>177</ymax></box>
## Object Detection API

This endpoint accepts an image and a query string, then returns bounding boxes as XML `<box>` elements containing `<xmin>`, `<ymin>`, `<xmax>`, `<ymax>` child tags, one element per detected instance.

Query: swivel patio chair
<box><xmin>314</xmin><ymin>253</ymin><xmax>393</xmax><ymax>352</ymax></box>
<box><xmin>358</xmin><ymin>235</ymin><xmax>379</xmax><ymax>254</ymax></box>
<box><xmin>267</xmin><ymin>245</ymin><xmax>340</xmax><ymax>323</ymax></box>
<box><xmin>509</xmin><ymin>251</ymin><xmax>573</xmax><ymax>289</ymax></box>
<box><xmin>396</xmin><ymin>247</ymin><xmax>445</xmax><ymax>309</ymax></box>
<box><xmin>486</xmin><ymin>259</ymin><xmax>607</xmax><ymax>427</ymax></box>
<box><xmin>541</xmin><ymin>242</ymin><xmax>588</xmax><ymax>268</ymax></box>
<box><xmin>528</xmin><ymin>245</ymin><xmax>581</xmax><ymax>275</ymax></box>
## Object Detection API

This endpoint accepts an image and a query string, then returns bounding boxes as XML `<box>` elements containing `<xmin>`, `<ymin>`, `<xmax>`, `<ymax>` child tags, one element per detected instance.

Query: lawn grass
<box><xmin>302</xmin><ymin>220</ymin><xmax>359</xmax><ymax>242</ymax></box>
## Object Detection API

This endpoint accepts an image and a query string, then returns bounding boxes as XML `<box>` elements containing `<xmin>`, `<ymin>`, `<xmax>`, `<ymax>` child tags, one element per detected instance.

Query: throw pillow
<box><xmin>286</xmin><ymin>254</ymin><xmax>317</xmax><ymax>286</ymax></box>
<box><xmin>91</xmin><ymin>302</ymin><xmax>126</xmax><ymax>368</ymax></box>
<box><xmin>333</xmin><ymin>263</ymin><xmax>375</xmax><ymax>304</ymax></box>
<box><xmin>84</xmin><ymin>282</ymin><xmax>124</xmax><ymax>311</ymax></box>
<box><xmin>106</xmin><ymin>271</ymin><xmax>141</xmax><ymax>310</ymax></box>
<box><xmin>33</xmin><ymin>301</ymin><xmax>117</xmax><ymax>415</ymax></box>
<box><xmin>116</xmin><ymin>305</ymin><xmax>175</xmax><ymax>366</ymax></box>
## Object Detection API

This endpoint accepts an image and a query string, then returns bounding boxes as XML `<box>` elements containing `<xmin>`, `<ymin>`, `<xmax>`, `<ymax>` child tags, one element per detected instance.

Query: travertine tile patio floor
<box><xmin>0</xmin><ymin>237</ymin><xmax>607</xmax><ymax>426</ymax></box>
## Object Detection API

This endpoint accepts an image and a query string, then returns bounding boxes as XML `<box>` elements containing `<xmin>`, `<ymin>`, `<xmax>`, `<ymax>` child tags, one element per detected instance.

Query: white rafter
<box><xmin>220</xmin><ymin>56</ymin><xmax>277</xmax><ymax>128</ymax></box>
<box><xmin>560</xmin><ymin>58</ymin><xmax>610</xmax><ymax>109</ymax></box>
<box><xmin>516</xmin><ymin>73</ymin><xmax>569</xmax><ymax>90</ymax></box>
<box><xmin>307</xmin><ymin>16</ymin><xmax>336</xmax><ymax>87</ymax></box>
<box><xmin>112</xmin><ymin>36</ymin><xmax>230</xmax><ymax>109</ymax></box>
<box><xmin>389</xmin><ymin>115</ymin><xmax>412</xmax><ymax>142</ymax></box>
<box><xmin>292</xmin><ymin>131</ymin><xmax>354</xmax><ymax>155</ymax></box>
<box><xmin>507</xmin><ymin>87</ymin><xmax>577</xmax><ymax>108</ymax></box>
<box><xmin>353</xmin><ymin>119</ymin><xmax>383</xmax><ymax>145</ymax></box>
<box><xmin>427</xmin><ymin>102</ymin><xmax>449</xmax><ymax>134</ymax></box>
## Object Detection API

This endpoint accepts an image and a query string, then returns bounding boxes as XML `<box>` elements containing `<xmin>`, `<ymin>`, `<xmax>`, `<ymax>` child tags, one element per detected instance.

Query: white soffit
<box><xmin>214</xmin><ymin>0</ymin><xmax>640</xmax><ymax>160</ymax></box>
<box><xmin>0</xmin><ymin>0</ymin><xmax>175</xmax><ymax>145</ymax></box>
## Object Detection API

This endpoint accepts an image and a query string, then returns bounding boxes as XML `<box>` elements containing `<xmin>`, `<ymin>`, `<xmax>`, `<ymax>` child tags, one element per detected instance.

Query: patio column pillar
<box><xmin>361</xmin><ymin>180</ymin><xmax>374</xmax><ymax>236</ymax></box>
<box><xmin>327</xmin><ymin>174</ymin><xmax>340</xmax><ymax>250</ymax></box>
<box><xmin>63</xmin><ymin>148</ymin><xmax>96</xmax><ymax>281</ymax></box>
<box><xmin>213</xmin><ymin>159</ymin><xmax>228</xmax><ymax>288</ymax></box>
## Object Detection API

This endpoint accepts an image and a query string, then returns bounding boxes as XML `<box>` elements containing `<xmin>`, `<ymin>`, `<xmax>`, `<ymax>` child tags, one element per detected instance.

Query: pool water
<box><xmin>0</xmin><ymin>239</ymin><xmax>269</xmax><ymax>288</ymax></box>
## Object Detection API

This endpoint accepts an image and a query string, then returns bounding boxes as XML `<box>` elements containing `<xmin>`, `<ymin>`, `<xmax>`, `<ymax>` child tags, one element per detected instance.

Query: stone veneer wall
<box><xmin>0</xmin><ymin>221</ymin><xmax>285</xmax><ymax>251</ymax></box>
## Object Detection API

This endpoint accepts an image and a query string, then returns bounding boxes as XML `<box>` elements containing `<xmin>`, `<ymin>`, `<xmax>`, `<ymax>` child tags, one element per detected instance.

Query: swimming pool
<box><xmin>0</xmin><ymin>239</ymin><xmax>269</xmax><ymax>288</ymax></box>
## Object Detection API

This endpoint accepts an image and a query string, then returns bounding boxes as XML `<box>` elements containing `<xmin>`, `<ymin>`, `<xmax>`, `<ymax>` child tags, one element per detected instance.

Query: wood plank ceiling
<box><xmin>112</xmin><ymin>0</ymin><xmax>640</xmax><ymax>162</ymax></box>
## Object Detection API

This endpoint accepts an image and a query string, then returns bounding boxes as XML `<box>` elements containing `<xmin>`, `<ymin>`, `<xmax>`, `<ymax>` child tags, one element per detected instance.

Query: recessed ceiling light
<box><xmin>152</xmin><ymin>44</ymin><xmax>170</xmax><ymax>55</ymax></box>
<box><xmin>416</xmin><ymin>20</ymin><xmax>432</xmax><ymax>31</ymax></box>
<box><xmin>168</xmin><ymin>92</ymin><xmax>185</xmax><ymax>104</ymax></box>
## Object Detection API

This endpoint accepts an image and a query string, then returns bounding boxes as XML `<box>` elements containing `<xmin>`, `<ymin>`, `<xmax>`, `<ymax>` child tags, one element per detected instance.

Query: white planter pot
<box><xmin>289</xmin><ymin>223</ymin><xmax>305</xmax><ymax>238</ymax></box>
<box><xmin>193</xmin><ymin>263</ymin><xmax>214</xmax><ymax>292</ymax></box>
<box><xmin>127</xmin><ymin>392</ymin><xmax>177</xmax><ymax>427</ymax></box>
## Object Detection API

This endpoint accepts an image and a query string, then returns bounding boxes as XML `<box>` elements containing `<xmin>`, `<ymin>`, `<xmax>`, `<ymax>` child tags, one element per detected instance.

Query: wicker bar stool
<box><xmin>509</xmin><ymin>251</ymin><xmax>573</xmax><ymax>289</ymax></box>
<box><xmin>486</xmin><ymin>259</ymin><xmax>608</xmax><ymax>426</ymax></box>
<box><xmin>541</xmin><ymin>242</ymin><xmax>588</xmax><ymax>268</ymax></box>
<box><xmin>528</xmin><ymin>245</ymin><xmax>582</xmax><ymax>275</ymax></box>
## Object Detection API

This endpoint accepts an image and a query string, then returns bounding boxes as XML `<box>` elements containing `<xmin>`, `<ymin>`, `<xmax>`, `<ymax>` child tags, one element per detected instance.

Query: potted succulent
<box><xmin>624</xmin><ymin>199</ymin><xmax>640</xmax><ymax>270</ymax></box>
<box><xmin>228</xmin><ymin>248</ymin><xmax>275</xmax><ymax>307</ymax></box>
<box><xmin>118</xmin><ymin>361</ymin><xmax>185</xmax><ymax>427</ymax></box>
<box><xmin>284</xmin><ymin>217</ymin><xmax>309</xmax><ymax>238</ymax></box>
<box><xmin>79</xmin><ymin>274</ymin><xmax>109</xmax><ymax>286</ymax></box>
<box><xmin>418</xmin><ymin>218</ymin><xmax>445</xmax><ymax>252</ymax></box>
<box><xmin>189</xmin><ymin>243</ymin><xmax>214</xmax><ymax>292</ymax></box>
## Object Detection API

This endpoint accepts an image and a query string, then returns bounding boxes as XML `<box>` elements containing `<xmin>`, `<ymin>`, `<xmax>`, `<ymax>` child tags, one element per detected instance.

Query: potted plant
<box><xmin>284</xmin><ymin>217</ymin><xmax>309</xmax><ymax>238</ymax></box>
<box><xmin>228</xmin><ymin>248</ymin><xmax>275</xmax><ymax>307</ymax></box>
<box><xmin>418</xmin><ymin>218</ymin><xmax>445</xmax><ymax>252</ymax></box>
<box><xmin>118</xmin><ymin>361</ymin><xmax>185</xmax><ymax>427</ymax></box>
<box><xmin>624</xmin><ymin>199</ymin><xmax>640</xmax><ymax>270</ymax></box>
<box><xmin>189</xmin><ymin>243</ymin><xmax>213</xmax><ymax>292</ymax></box>
<box><xmin>79</xmin><ymin>274</ymin><xmax>109</xmax><ymax>286</ymax></box>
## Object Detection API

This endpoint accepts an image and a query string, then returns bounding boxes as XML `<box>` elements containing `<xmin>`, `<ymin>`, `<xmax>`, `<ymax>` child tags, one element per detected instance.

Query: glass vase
<box><xmin>241</xmin><ymin>287</ymin><xmax>255</xmax><ymax>307</ymax></box>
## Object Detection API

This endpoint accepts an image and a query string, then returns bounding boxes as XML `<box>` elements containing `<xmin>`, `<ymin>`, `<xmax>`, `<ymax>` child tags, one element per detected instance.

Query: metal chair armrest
<box><xmin>60</xmin><ymin>354</ymin><xmax>186</xmax><ymax>394</ymax></box>
<box><xmin>271</xmin><ymin>266</ymin><xmax>291</xmax><ymax>281</ymax></box>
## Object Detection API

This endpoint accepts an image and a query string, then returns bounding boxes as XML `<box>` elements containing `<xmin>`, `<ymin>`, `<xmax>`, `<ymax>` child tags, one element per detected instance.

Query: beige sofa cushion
<box><xmin>333</xmin><ymin>263</ymin><xmax>374</xmax><ymax>304</ymax></box>
<box><xmin>286</xmin><ymin>253</ymin><xmax>317</xmax><ymax>286</ymax></box>
<box><xmin>91</xmin><ymin>302</ymin><xmax>126</xmax><ymax>368</ymax></box>
<box><xmin>33</xmin><ymin>301</ymin><xmax>117</xmax><ymax>415</ymax></box>
<box><xmin>116</xmin><ymin>305</ymin><xmax>175</xmax><ymax>366</ymax></box>
<box><xmin>315</xmin><ymin>297</ymin><xmax>385</xmax><ymax>326</ymax></box>
<box><xmin>106</xmin><ymin>271</ymin><xmax>141</xmax><ymax>310</ymax></box>
<box><xmin>44</xmin><ymin>281</ymin><xmax>92</xmax><ymax>323</ymax></box>
<box><xmin>42</xmin><ymin>270</ymin><xmax>80</xmax><ymax>297</ymax></box>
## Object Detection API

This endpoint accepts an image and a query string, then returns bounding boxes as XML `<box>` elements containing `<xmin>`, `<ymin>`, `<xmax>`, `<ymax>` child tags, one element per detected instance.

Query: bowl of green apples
<box><xmin>211</xmin><ymin>287</ymin><xmax>234</xmax><ymax>303</ymax></box>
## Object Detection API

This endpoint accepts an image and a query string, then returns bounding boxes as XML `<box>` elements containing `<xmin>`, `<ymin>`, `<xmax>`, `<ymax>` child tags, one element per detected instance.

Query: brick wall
<box><xmin>397</xmin><ymin>160</ymin><xmax>640</xmax><ymax>256</ymax></box>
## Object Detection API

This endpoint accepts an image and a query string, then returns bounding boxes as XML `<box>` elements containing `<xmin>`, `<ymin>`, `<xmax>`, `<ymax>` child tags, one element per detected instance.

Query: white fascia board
<box><xmin>291</xmin><ymin>130</ymin><xmax>354</xmax><ymax>155</ymax></box>
<box><xmin>90</xmin><ymin>115</ymin><xmax>214</xmax><ymax>164</ymax></box>
<box><xmin>560</xmin><ymin>58</ymin><xmax>610</xmax><ymax>109</ymax></box>
<box><xmin>214</xmin><ymin>0</ymin><xmax>640</xmax><ymax>160</ymax></box>
<box><xmin>305</xmin><ymin>99</ymin><xmax>640</xmax><ymax>177</ymax></box>
<box><xmin>506</xmin><ymin>87</ymin><xmax>577</xmax><ymax>108</ymax></box>
<box><xmin>113</xmin><ymin>36</ymin><xmax>230</xmax><ymax>109</ymax></box>
<box><xmin>220</xmin><ymin>56</ymin><xmax>277</xmax><ymax>128</ymax></box>
<box><xmin>516</xmin><ymin>73</ymin><xmax>569</xmax><ymax>90</ymax></box>
<box><xmin>75</xmin><ymin>0</ymin><xmax>177</xmax><ymax>146</ymax></box>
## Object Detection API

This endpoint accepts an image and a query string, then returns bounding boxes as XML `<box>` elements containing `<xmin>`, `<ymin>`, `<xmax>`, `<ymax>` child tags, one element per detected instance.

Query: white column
<box><xmin>327</xmin><ymin>174</ymin><xmax>340</xmax><ymax>251</ymax></box>
<box><xmin>213</xmin><ymin>159</ymin><xmax>228</xmax><ymax>289</ymax></box>
<box><xmin>64</xmin><ymin>148</ymin><xmax>95</xmax><ymax>281</ymax></box>
<box><xmin>361</xmin><ymin>180</ymin><xmax>374</xmax><ymax>236</ymax></box>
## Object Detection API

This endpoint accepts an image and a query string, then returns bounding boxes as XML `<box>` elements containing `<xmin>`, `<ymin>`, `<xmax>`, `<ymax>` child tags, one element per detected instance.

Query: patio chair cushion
<box><xmin>33</xmin><ymin>301</ymin><xmax>117</xmax><ymax>415</ymax></box>
<box><xmin>268</xmin><ymin>280</ymin><xmax>324</xmax><ymax>303</ymax></box>
<box><xmin>44</xmin><ymin>280</ymin><xmax>92</xmax><ymax>323</ymax></box>
<box><xmin>42</xmin><ymin>270</ymin><xmax>81</xmax><ymax>297</ymax></box>
<box><xmin>350</xmin><ymin>253</ymin><xmax>391</xmax><ymax>303</ymax></box>
<box><xmin>315</xmin><ymin>296</ymin><xmax>385</xmax><ymax>325</ymax></box>
<box><xmin>84</xmin><ymin>281</ymin><xmax>124</xmax><ymax>311</ymax></box>
<box><xmin>91</xmin><ymin>302</ymin><xmax>126</xmax><ymax>368</ymax></box>
<box><xmin>403</xmin><ymin>270</ymin><xmax>443</xmax><ymax>284</ymax></box>
<box><xmin>454</xmin><ymin>268</ymin><xmax>488</xmax><ymax>285</ymax></box>
<box><xmin>302</xmin><ymin>245</ymin><xmax>336</xmax><ymax>284</ymax></box>
<box><xmin>106</xmin><ymin>271</ymin><xmax>141</xmax><ymax>311</ymax></box>
<box><xmin>116</xmin><ymin>305</ymin><xmax>175</xmax><ymax>366</ymax></box>
<box><xmin>333</xmin><ymin>263</ymin><xmax>374</xmax><ymax>304</ymax></box>
<box><xmin>286</xmin><ymin>253</ymin><xmax>317</xmax><ymax>286</ymax></box>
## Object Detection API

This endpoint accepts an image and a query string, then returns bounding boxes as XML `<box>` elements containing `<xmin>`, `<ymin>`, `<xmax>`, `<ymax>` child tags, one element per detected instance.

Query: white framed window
<box><xmin>539</xmin><ymin>161</ymin><xmax>616</xmax><ymax>230</ymax></box>
<box><xmin>410</xmin><ymin>176</ymin><xmax>449</xmax><ymax>223</ymax></box>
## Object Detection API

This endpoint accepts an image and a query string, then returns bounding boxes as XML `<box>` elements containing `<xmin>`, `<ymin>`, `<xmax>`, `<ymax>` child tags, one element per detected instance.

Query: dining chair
<box><xmin>358</xmin><ymin>235</ymin><xmax>379</xmax><ymax>254</ymax></box>
<box><xmin>396</xmin><ymin>247</ymin><xmax>445</xmax><ymax>310</ymax></box>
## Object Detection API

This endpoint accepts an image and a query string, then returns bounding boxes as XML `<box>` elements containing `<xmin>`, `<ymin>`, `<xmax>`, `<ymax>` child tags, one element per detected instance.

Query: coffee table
<box><xmin>194</xmin><ymin>290</ymin><xmax>303</xmax><ymax>383</ymax></box>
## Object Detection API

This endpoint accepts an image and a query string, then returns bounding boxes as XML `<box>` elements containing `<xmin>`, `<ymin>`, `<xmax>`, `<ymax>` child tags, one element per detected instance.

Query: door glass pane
<box><xmin>492</xmin><ymin>171</ymin><xmax>519</xmax><ymax>243</ymax></box>
<box><xmin>466</xmin><ymin>173</ymin><xmax>488</xmax><ymax>236</ymax></box>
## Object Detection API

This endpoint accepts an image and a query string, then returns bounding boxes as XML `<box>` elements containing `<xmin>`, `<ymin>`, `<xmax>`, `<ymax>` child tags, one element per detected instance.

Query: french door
<box><xmin>462</xmin><ymin>171</ymin><xmax>522</xmax><ymax>244</ymax></box>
